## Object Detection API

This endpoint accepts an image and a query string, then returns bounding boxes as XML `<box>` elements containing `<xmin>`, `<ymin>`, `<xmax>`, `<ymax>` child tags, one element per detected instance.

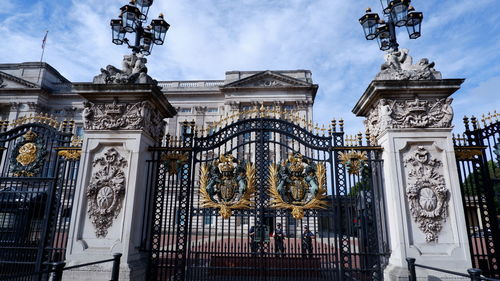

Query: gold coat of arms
<box><xmin>199</xmin><ymin>154</ymin><xmax>256</xmax><ymax>219</ymax></box>
<box><xmin>269</xmin><ymin>153</ymin><xmax>327</xmax><ymax>219</ymax></box>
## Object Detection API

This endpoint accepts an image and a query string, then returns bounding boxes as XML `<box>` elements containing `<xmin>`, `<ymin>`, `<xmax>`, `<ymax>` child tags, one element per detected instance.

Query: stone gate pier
<box><xmin>353</xmin><ymin>51</ymin><xmax>472</xmax><ymax>280</ymax></box>
<box><xmin>64</xmin><ymin>83</ymin><xmax>176</xmax><ymax>280</ymax></box>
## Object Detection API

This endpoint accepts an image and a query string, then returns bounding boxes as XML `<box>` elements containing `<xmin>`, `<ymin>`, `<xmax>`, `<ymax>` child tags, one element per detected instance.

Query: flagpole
<box><xmin>37</xmin><ymin>30</ymin><xmax>49</xmax><ymax>84</ymax></box>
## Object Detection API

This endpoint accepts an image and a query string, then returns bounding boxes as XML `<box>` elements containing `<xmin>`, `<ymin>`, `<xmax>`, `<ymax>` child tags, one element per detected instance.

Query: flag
<box><xmin>41</xmin><ymin>31</ymin><xmax>48</xmax><ymax>49</ymax></box>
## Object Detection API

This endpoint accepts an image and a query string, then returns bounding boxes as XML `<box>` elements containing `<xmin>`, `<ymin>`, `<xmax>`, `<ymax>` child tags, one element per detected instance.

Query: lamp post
<box><xmin>110</xmin><ymin>0</ymin><xmax>170</xmax><ymax>56</ymax></box>
<box><xmin>359</xmin><ymin>0</ymin><xmax>423</xmax><ymax>51</ymax></box>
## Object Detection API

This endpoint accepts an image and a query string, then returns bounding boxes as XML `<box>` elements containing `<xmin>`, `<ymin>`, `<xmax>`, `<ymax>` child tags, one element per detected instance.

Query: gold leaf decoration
<box><xmin>268</xmin><ymin>161</ymin><xmax>328</xmax><ymax>220</ymax></box>
<box><xmin>338</xmin><ymin>150</ymin><xmax>368</xmax><ymax>175</ymax></box>
<box><xmin>58</xmin><ymin>150</ymin><xmax>81</xmax><ymax>160</ymax></box>
<box><xmin>199</xmin><ymin>160</ymin><xmax>256</xmax><ymax>219</ymax></box>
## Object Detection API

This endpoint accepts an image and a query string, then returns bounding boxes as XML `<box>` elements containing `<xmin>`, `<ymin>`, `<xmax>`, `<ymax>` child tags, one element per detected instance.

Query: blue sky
<box><xmin>1</xmin><ymin>0</ymin><xmax>499</xmax><ymax>134</ymax></box>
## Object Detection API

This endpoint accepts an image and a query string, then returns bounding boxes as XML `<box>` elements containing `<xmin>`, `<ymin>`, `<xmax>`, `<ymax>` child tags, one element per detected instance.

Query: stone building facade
<box><xmin>0</xmin><ymin>62</ymin><xmax>317</xmax><ymax>138</ymax></box>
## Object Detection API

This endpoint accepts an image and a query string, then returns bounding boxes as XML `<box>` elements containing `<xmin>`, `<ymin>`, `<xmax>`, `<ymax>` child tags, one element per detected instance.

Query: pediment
<box><xmin>0</xmin><ymin>71</ymin><xmax>39</xmax><ymax>89</ymax></box>
<box><xmin>223</xmin><ymin>71</ymin><xmax>312</xmax><ymax>89</ymax></box>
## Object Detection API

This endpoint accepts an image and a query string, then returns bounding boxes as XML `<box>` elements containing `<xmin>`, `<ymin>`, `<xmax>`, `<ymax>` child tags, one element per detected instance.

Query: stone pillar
<box><xmin>353</xmin><ymin>79</ymin><xmax>472</xmax><ymax>280</ymax></box>
<box><xmin>64</xmin><ymin>84</ymin><xmax>176</xmax><ymax>280</ymax></box>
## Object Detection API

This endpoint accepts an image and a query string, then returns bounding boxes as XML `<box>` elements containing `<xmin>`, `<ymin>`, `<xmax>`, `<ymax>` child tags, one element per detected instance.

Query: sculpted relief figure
<box><xmin>375</xmin><ymin>48</ymin><xmax>442</xmax><ymax>80</ymax></box>
<box><xmin>93</xmin><ymin>53</ymin><xmax>156</xmax><ymax>85</ymax></box>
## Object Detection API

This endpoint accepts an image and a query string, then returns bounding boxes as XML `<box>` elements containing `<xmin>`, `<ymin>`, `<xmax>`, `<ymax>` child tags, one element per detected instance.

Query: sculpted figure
<box><xmin>376</xmin><ymin>48</ymin><xmax>442</xmax><ymax>80</ymax></box>
<box><xmin>438</xmin><ymin>97</ymin><xmax>453</xmax><ymax>127</ymax></box>
<box><xmin>205</xmin><ymin>164</ymin><xmax>221</xmax><ymax>202</ymax></box>
<box><xmin>379</xmin><ymin>99</ymin><xmax>394</xmax><ymax>129</ymax></box>
<box><xmin>122</xmin><ymin>54</ymin><xmax>136</xmax><ymax>75</ymax></box>
<box><xmin>132</xmin><ymin>55</ymin><xmax>147</xmax><ymax>74</ymax></box>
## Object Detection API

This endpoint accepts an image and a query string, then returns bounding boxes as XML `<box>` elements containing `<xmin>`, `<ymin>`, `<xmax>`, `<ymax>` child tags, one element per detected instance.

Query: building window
<box><xmin>180</xmin><ymin>108</ymin><xmax>191</xmax><ymax>113</ymax></box>
<box><xmin>207</xmin><ymin>108</ymin><xmax>218</xmax><ymax>113</ymax></box>
<box><xmin>181</xmin><ymin>123</ymin><xmax>192</xmax><ymax>141</ymax></box>
<box><xmin>283</xmin><ymin>105</ymin><xmax>294</xmax><ymax>111</ymax></box>
<box><xmin>241</xmin><ymin>105</ymin><xmax>252</xmax><ymax>111</ymax></box>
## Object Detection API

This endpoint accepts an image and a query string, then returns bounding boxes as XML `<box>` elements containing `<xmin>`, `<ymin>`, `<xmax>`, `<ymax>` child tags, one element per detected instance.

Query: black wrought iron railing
<box><xmin>406</xmin><ymin>258</ymin><xmax>500</xmax><ymax>281</ymax></box>
<box><xmin>0</xmin><ymin>253</ymin><xmax>121</xmax><ymax>281</ymax></box>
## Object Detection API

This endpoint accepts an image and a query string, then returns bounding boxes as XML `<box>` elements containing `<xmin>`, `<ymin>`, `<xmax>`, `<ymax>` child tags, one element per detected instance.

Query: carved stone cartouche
<box><xmin>82</xmin><ymin>99</ymin><xmax>164</xmax><ymax>139</ymax></box>
<box><xmin>404</xmin><ymin>146</ymin><xmax>448</xmax><ymax>242</ymax></box>
<box><xmin>365</xmin><ymin>97</ymin><xmax>453</xmax><ymax>142</ymax></box>
<box><xmin>87</xmin><ymin>148</ymin><xmax>127</xmax><ymax>238</ymax></box>
<box><xmin>375</xmin><ymin>48</ymin><xmax>442</xmax><ymax>81</ymax></box>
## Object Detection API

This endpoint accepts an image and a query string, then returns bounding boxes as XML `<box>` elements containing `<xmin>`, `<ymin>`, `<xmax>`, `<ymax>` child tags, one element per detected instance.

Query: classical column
<box><xmin>64</xmin><ymin>83</ymin><xmax>176</xmax><ymax>281</ymax></box>
<box><xmin>353</xmin><ymin>53</ymin><xmax>471</xmax><ymax>280</ymax></box>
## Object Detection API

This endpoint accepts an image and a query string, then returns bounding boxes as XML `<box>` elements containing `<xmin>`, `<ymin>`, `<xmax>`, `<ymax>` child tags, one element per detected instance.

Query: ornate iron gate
<box><xmin>143</xmin><ymin>111</ymin><xmax>389</xmax><ymax>281</ymax></box>
<box><xmin>0</xmin><ymin>117</ymin><xmax>81</xmax><ymax>280</ymax></box>
<box><xmin>454</xmin><ymin>113</ymin><xmax>500</xmax><ymax>278</ymax></box>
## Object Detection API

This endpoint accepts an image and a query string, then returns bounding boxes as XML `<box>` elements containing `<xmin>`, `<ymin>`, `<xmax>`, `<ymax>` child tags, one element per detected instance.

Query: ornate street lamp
<box><xmin>110</xmin><ymin>0</ymin><xmax>169</xmax><ymax>56</ymax></box>
<box><xmin>359</xmin><ymin>0</ymin><xmax>423</xmax><ymax>51</ymax></box>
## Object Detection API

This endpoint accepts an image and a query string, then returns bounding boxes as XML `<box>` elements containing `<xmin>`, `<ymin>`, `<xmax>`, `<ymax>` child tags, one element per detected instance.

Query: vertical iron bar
<box><xmin>406</xmin><ymin>258</ymin><xmax>416</xmax><ymax>281</ymax></box>
<box><xmin>110</xmin><ymin>253</ymin><xmax>122</xmax><ymax>281</ymax></box>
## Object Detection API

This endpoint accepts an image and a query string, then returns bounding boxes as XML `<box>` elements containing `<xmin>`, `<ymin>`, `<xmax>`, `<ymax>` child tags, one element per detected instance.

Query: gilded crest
<box><xmin>199</xmin><ymin>154</ymin><xmax>256</xmax><ymax>219</ymax></box>
<box><xmin>339</xmin><ymin>150</ymin><xmax>368</xmax><ymax>175</ymax></box>
<box><xmin>10</xmin><ymin>130</ymin><xmax>47</xmax><ymax>177</ymax></box>
<box><xmin>161</xmin><ymin>152</ymin><xmax>189</xmax><ymax>174</ymax></box>
<box><xmin>268</xmin><ymin>153</ymin><xmax>327</xmax><ymax>219</ymax></box>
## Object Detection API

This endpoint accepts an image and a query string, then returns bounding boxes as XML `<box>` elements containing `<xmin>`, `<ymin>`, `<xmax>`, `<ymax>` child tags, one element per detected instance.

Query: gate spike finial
<box><xmin>471</xmin><ymin>116</ymin><xmax>478</xmax><ymax>130</ymax></box>
<box><xmin>331</xmin><ymin>119</ymin><xmax>336</xmax><ymax>133</ymax></box>
<box><xmin>339</xmin><ymin>119</ymin><xmax>344</xmax><ymax>132</ymax></box>
<box><xmin>463</xmin><ymin>116</ymin><xmax>470</xmax><ymax>131</ymax></box>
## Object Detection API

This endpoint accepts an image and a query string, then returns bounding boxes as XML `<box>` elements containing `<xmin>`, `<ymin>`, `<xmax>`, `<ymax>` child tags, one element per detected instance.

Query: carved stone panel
<box><xmin>83</xmin><ymin>99</ymin><xmax>164</xmax><ymax>139</ymax></box>
<box><xmin>87</xmin><ymin>148</ymin><xmax>127</xmax><ymax>238</ymax></box>
<box><xmin>404</xmin><ymin>146</ymin><xmax>448</xmax><ymax>242</ymax></box>
<box><xmin>365</xmin><ymin>97</ymin><xmax>453</xmax><ymax>143</ymax></box>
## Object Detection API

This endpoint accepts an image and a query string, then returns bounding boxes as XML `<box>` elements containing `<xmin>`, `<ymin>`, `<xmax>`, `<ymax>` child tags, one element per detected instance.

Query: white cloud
<box><xmin>0</xmin><ymin>0</ymin><xmax>498</xmax><ymax>136</ymax></box>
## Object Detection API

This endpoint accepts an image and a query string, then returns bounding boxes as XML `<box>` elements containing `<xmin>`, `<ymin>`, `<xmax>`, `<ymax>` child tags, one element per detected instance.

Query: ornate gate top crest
<box><xmin>269</xmin><ymin>153</ymin><xmax>327</xmax><ymax>219</ymax></box>
<box><xmin>10</xmin><ymin>130</ymin><xmax>47</xmax><ymax>177</ymax></box>
<box><xmin>199</xmin><ymin>154</ymin><xmax>256</xmax><ymax>219</ymax></box>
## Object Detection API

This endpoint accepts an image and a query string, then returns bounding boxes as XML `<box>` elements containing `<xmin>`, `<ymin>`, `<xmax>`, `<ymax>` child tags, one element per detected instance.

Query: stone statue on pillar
<box><xmin>375</xmin><ymin>48</ymin><xmax>442</xmax><ymax>80</ymax></box>
<box><xmin>93</xmin><ymin>54</ymin><xmax>156</xmax><ymax>85</ymax></box>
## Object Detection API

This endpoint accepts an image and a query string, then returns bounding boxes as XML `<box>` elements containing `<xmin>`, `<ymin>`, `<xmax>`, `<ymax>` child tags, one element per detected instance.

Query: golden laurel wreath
<box><xmin>268</xmin><ymin>162</ymin><xmax>328</xmax><ymax>220</ymax></box>
<box><xmin>338</xmin><ymin>150</ymin><xmax>368</xmax><ymax>175</ymax></box>
<box><xmin>199</xmin><ymin>162</ymin><xmax>256</xmax><ymax>219</ymax></box>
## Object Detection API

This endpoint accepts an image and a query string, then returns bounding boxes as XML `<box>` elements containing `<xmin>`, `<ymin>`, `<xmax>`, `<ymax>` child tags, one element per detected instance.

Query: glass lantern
<box><xmin>388</xmin><ymin>0</ymin><xmax>411</xmax><ymax>27</ymax></box>
<box><xmin>376</xmin><ymin>22</ymin><xmax>391</xmax><ymax>51</ymax></box>
<box><xmin>110</xmin><ymin>19</ymin><xmax>126</xmax><ymax>45</ymax></box>
<box><xmin>141</xmin><ymin>30</ymin><xmax>154</xmax><ymax>55</ymax></box>
<box><xmin>136</xmin><ymin>0</ymin><xmax>153</xmax><ymax>20</ymax></box>
<box><xmin>406</xmin><ymin>7</ymin><xmax>423</xmax><ymax>39</ymax></box>
<box><xmin>120</xmin><ymin>2</ymin><xmax>141</xmax><ymax>32</ymax></box>
<box><xmin>151</xmin><ymin>14</ymin><xmax>170</xmax><ymax>45</ymax></box>
<box><xmin>358</xmin><ymin>8</ymin><xmax>380</xmax><ymax>40</ymax></box>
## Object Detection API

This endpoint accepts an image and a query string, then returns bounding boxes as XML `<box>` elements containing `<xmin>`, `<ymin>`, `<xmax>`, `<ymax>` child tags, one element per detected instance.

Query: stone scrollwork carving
<box><xmin>93</xmin><ymin>53</ymin><xmax>156</xmax><ymax>85</ymax></box>
<box><xmin>375</xmin><ymin>48</ymin><xmax>442</xmax><ymax>81</ymax></box>
<box><xmin>200</xmin><ymin>154</ymin><xmax>256</xmax><ymax>219</ymax></box>
<box><xmin>404</xmin><ymin>146</ymin><xmax>448</xmax><ymax>242</ymax></box>
<box><xmin>87</xmin><ymin>148</ymin><xmax>127</xmax><ymax>238</ymax></box>
<box><xmin>83</xmin><ymin>99</ymin><xmax>164</xmax><ymax>139</ymax></box>
<box><xmin>365</xmin><ymin>97</ymin><xmax>453</xmax><ymax>142</ymax></box>
<box><xmin>0</xmin><ymin>77</ymin><xmax>6</xmax><ymax>88</ymax></box>
<box><xmin>268</xmin><ymin>153</ymin><xmax>328</xmax><ymax>219</ymax></box>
